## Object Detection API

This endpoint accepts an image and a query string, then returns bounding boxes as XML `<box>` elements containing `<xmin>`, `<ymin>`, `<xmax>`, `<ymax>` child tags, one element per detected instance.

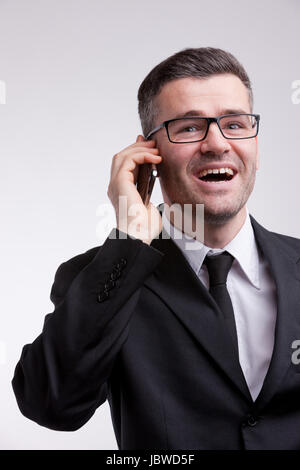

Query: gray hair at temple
<box><xmin>137</xmin><ymin>47</ymin><xmax>253</xmax><ymax>138</ymax></box>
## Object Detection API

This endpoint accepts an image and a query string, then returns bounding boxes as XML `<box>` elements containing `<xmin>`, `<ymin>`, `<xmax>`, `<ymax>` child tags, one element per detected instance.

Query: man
<box><xmin>12</xmin><ymin>48</ymin><xmax>300</xmax><ymax>450</ymax></box>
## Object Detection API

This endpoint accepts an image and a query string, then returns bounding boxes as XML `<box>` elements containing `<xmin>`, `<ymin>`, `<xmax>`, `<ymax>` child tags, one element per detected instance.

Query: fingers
<box><xmin>110</xmin><ymin>135</ymin><xmax>161</xmax><ymax>177</ymax></box>
<box><xmin>112</xmin><ymin>151</ymin><xmax>162</xmax><ymax>183</ymax></box>
<box><xmin>115</xmin><ymin>137</ymin><xmax>157</xmax><ymax>161</ymax></box>
<box><xmin>107</xmin><ymin>134</ymin><xmax>163</xmax><ymax>243</ymax></box>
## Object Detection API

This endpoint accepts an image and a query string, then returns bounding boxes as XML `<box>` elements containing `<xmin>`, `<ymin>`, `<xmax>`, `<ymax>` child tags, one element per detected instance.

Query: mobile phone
<box><xmin>136</xmin><ymin>163</ymin><xmax>158</xmax><ymax>206</ymax></box>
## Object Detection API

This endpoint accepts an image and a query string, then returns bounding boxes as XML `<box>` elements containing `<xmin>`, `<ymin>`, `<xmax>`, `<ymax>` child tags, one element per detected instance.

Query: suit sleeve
<box><xmin>11</xmin><ymin>228</ymin><xmax>164</xmax><ymax>431</ymax></box>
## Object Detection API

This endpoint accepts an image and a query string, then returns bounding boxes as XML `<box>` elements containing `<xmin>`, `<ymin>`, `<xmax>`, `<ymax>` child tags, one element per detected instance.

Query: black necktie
<box><xmin>203</xmin><ymin>251</ymin><xmax>239</xmax><ymax>355</ymax></box>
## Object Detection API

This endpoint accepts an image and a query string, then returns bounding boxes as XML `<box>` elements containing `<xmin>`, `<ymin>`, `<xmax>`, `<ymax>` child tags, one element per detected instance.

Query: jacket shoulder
<box><xmin>250</xmin><ymin>213</ymin><xmax>300</xmax><ymax>261</ymax></box>
<box><xmin>268</xmin><ymin>229</ymin><xmax>300</xmax><ymax>261</ymax></box>
<box><xmin>271</xmin><ymin>231</ymin><xmax>300</xmax><ymax>245</ymax></box>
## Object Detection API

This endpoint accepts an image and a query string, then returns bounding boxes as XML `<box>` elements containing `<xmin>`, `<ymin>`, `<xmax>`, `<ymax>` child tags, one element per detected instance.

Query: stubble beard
<box><xmin>161</xmin><ymin>165</ymin><xmax>257</xmax><ymax>228</ymax></box>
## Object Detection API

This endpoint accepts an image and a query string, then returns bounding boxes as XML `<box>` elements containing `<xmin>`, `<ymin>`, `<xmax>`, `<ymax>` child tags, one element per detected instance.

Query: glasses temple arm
<box><xmin>145</xmin><ymin>123</ymin><xmax>165</xmax><ymax>140</ymax></box>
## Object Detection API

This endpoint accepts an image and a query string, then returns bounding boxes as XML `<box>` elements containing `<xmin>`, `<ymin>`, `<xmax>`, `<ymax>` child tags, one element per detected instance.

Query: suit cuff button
<box><xmin>97</xmin><ymin>290</ymin><xmax>109</xmax><ymax>302</ymax></box>
<box><xmin>110</xmin><ymin>272</ymin><xmax>119</xmax><ymax>280</ymax></box>
<box><xmin>111</xmin><ymin>267</ymin><xmax>121</xmax><ymax>280</ymax></box>
<box><xmin>104</xmin><ymin>279</ymin><xmax>115</xmax><ymax>290</ymax></box>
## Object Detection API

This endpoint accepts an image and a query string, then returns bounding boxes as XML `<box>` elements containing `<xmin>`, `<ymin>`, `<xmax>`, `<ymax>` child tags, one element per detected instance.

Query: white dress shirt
<box><xmin>162</xmin><ymin>205</ymin><xmax>277</xmax><ymax>401</ymax></box>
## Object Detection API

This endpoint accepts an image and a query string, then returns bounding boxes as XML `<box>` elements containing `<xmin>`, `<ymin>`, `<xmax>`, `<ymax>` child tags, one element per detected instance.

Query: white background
<box><xmin>0</xmin><ymin>0</ymin><xmax>299</xmax><ymax>449</ymax></box>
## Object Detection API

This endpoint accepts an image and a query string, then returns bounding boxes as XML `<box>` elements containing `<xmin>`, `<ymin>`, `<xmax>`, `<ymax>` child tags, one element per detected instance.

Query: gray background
<box><xmin>0</xmin><ymin>0</ymin><xmax>299</xmax><ymax>449</ymax></box>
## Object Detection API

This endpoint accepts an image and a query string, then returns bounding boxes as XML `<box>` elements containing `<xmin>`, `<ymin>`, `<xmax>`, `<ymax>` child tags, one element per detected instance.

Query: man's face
<box><xmin>153</xmin><ymin>74</ymin><xmax>259</xmax><ymax>225</ymax></box>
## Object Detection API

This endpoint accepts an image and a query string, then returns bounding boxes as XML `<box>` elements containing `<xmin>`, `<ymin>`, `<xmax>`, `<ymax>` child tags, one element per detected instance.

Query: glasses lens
<box><xmin>168</xmin><ymin>118</ymin><xmax>208</xmax><ymax>142</ymax></box>
<box><xmin>220</xmin><ymin>114</ymin><xmax>258</xmax><ymax>138</ymax></box>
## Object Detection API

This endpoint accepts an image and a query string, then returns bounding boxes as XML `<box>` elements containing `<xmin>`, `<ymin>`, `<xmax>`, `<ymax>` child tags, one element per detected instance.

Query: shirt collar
<box><xmin>161</xmin><ymin>205</ymin><xmax>260</xmax><ymax>289</ymax></box>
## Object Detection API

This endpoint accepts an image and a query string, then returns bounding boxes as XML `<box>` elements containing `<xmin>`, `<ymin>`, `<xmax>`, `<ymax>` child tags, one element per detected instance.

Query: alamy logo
<box><xmin>0</xmin><ymin>80</ymin><xmax>6</xmax><ymax>104</ymax></box>
<box><xmin>96</xmin><ymin>200</ymin><xmax>205</xmax><ymax>250</ymax></box>
<box><xmin>291</xmin><ymin>80</ymin><xmax>300</xmax><ymax>104</ymax></box>
<box><xmin>291</xmin><ymin>340</ymin><xmax>300</xmax><ymax>365</ymax></box>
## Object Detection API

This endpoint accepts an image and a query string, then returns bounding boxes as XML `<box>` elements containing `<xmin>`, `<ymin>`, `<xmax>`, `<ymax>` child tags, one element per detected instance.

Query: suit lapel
<box><xmin>146</xmin><ymin>204</ymin><xmax>300</xmax><ymax>408</ymax></box>
<box><xmin>146</xmin><ymin>204</ymin><xmax>253</xmax><ymax>403</ymax></box>
<box><xmin>249</xmin><ymin>215</ymin><xmax>300</xmax><ymax>410</ymax></box>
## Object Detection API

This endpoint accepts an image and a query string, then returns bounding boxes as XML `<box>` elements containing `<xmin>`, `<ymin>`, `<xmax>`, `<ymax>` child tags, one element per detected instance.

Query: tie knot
<box><xmin>203</xmin><ymin>250</ymin><xmax>234</xmax><ymax>286</ymax></box>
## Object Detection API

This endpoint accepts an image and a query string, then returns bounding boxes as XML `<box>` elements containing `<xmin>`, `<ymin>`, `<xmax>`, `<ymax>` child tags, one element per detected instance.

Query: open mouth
<box><xmin>197</xmin><ymin>167</ymin><xmax>237</xmax><ymax>183</ymax></box>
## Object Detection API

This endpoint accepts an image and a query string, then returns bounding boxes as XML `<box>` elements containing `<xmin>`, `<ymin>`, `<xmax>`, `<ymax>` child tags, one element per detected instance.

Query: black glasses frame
<box><xmin>145</xmin><ymin>113</ymin><xmax>260</xmax><ymax>143</ymax></box>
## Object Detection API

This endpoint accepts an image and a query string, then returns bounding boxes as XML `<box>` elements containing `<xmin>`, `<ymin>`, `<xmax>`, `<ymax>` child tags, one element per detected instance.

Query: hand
<box><xmin>107</xmin><ymin>135</ymin><xmax>163</xmax><ymax>245</ymax></box>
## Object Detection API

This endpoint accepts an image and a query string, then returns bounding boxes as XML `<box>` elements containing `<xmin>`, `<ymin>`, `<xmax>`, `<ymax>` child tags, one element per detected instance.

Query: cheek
<box><xmin>231</xmin><ymin>142</ymin><xmax>257</xmax><ymax>172</ymax></box>
<box><xmin>158</xmin><ymin>147</ymin><xmax>182</xmax><ymax>174</ymax></box>
<box><xmin>159</xmin><ymin>143</ymin><xmax>195</xmax><ymax>169</ymax></box>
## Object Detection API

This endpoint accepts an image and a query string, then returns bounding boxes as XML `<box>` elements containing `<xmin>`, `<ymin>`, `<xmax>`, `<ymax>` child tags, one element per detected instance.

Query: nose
<box><xmin>199</xmin><ymin>121</ymin><xmax>231</xmax><ymax>154</ymax></box>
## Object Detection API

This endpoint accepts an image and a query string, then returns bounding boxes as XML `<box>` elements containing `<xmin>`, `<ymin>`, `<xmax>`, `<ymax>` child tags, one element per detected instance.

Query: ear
<box><xmin>255</xmin><ymin>136</ymin><xmax>259</xmax><ymax>171</ymax></box>
<box><xmin>153</xmin><ymin>137</ymin><xmax>161</xmax><ymax>178</ymax></box>
<box><xmin>155</xmin><ymin>162</ymin><xmax>161</xmax><ymax>178</ymax></box>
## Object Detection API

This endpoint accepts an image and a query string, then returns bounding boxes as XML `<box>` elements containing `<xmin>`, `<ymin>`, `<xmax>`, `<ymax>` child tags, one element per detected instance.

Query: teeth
<box><xmin>198</xmin><ymin>167</ymin><xmax>235</xmax><ymax>178</ymax></box>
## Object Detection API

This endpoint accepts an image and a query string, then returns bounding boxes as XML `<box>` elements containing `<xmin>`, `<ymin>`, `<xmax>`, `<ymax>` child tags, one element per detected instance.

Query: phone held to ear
<box><xmin>136</xmin><ymin>162</ymin><xmax>158</xmax><ymax>206</ymax></box>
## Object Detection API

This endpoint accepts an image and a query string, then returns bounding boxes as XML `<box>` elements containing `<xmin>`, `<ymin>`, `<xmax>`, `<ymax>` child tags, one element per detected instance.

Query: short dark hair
<box><xmin>137</xmin><ymin>47</ymin><xmax>253</xmax><ymax>138</ymax></box>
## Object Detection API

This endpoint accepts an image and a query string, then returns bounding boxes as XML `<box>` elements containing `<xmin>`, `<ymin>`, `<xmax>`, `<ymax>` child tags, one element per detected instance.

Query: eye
<box><xmin>227</xmin><ymin>122</ymin><xmax>243</xmax><ymax>129</ymax></box>
<box><xmin>183</xmin><ymin>126</ymin><xmax>197</xmax><ymax>132</ymax></box>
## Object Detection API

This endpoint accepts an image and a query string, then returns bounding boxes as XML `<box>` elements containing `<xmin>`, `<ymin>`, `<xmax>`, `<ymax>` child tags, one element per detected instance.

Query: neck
<box><xmin>164</xmin><ymin>203</ymin><xmax>247</xmax><ymax>249</ymax></box>
<box><xmin>203</xmin><ymin>206</ymin><xmax>247</xmax><ymax>248</ymax></box>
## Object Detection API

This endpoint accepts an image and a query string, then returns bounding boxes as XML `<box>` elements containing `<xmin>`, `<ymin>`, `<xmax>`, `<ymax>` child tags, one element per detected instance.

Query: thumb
<box><xmin>136</xmin><ymin>134</ymin><xmax>146</xmax><ymax>142</ymax></box>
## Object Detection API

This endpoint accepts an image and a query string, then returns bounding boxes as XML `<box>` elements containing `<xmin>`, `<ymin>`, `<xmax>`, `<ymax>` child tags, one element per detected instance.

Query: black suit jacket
<box><xmin>12</xmin><ymin>204</ymin><xmax>300</xmax><ymax>449</ymax></box>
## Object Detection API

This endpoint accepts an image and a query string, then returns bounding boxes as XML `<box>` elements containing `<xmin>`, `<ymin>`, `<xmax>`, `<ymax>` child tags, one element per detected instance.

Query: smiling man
<box><xmin>149</xmin><ymin>74</ymin><xmax>259</xmax><ymax>246</ymax></box>
<box><xmin>12</xmin><ymin>47</ymin><xmax>300</xmax><ymax>450</ymax></box>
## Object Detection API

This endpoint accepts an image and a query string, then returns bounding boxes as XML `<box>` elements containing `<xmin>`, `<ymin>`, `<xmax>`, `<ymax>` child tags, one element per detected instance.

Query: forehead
<box><xmin>154</xmin><ymin>74</ymin><xmax>251</xmax><ymax>121</ymax></box>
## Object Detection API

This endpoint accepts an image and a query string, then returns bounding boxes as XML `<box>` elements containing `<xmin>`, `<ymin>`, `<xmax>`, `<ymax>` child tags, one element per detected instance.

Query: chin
<box><xmin>203</xmin><ymin>205</ymin><xmax>242</xmax><ymax>226</ymax></box>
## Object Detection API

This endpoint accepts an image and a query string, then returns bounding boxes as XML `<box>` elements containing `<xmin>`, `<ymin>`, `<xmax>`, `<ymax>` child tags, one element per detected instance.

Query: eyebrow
<box><xmin>173</xmin><ymin>108</ymin><xmax>249</xmax><ymax>119</ymax></box>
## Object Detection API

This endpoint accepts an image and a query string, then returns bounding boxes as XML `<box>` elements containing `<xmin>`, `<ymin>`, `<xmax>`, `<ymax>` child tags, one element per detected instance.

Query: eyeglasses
<box><xmin>145</xmin><ymin>113</ymin><xmax>260</xmax><ymax>143</ymax></box>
